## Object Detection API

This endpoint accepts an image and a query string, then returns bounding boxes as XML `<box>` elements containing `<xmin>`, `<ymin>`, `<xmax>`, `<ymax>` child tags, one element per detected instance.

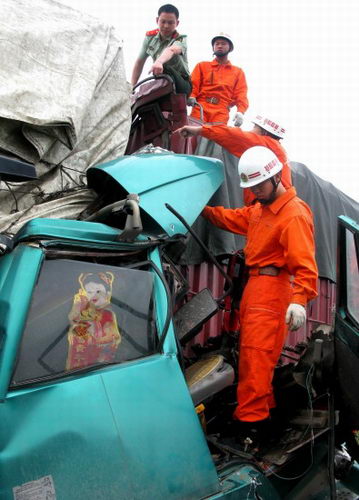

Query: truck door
<box><xmin>335</xmin><ymin>216</ymin><xmax>359</xmax><ymax>455</ymax></box>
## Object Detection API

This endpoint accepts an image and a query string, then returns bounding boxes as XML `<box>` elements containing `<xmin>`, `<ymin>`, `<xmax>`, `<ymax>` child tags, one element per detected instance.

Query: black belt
<box><xmin>205</xmin><ymin>96</ymin><xmax>220</xmax><ymax>104</ymax></box>
<box><xmin>249</xmin><ymin>266</ymin><xmax>281</xmax><ymax>276</ymax></box>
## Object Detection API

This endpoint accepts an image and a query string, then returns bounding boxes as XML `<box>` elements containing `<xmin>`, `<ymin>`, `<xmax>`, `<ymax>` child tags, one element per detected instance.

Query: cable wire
<box><xmin>263</xmin><ymin>364</ymin><xmax>316</xmax><ymax>481</ymax></box>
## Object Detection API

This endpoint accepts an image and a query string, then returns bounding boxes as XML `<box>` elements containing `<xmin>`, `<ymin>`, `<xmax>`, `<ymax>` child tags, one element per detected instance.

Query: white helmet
<box><xmin>252</xmin><ymin>114</ymin><xmax>286</xmax><ymax>139</ymax></box>
<box><xmin>238</xmin><ymin>146</ymin><xmax>283</xmax><ymax>188</ymax></box>
<box><xmin>211</xmin><ymin>32</ymin><xmax>234</xmax><ymax>52</ymax></box>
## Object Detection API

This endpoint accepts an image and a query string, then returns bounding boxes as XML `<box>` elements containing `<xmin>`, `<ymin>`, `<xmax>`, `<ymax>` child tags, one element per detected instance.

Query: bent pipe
<box><xmin>165</xmin><ymin>203</ymin><xmax>233</xmax><ymax>302</ymax></box>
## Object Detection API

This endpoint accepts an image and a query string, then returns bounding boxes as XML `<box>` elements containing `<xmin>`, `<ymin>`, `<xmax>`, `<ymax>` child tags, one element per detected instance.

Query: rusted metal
<box><xmin>184</xmin><ymin>262</ymin><xmax>336</xmax><ymax>357</ymax></box>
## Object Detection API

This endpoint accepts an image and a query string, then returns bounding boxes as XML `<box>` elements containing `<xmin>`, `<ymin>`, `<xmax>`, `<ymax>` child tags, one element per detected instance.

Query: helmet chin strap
<box><xmin>270</xmin><ymin>176</ymin><xmax>280</xmax><ymax>190</ymax></box>
<box><xmin>258</xmin><ymin>175</ymin><xmax>281</xmax><ymax>205</ymax></box>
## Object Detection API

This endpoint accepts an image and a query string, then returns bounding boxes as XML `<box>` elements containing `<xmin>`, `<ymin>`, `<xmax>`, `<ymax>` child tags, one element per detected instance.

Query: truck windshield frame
<box><xmin>10</xmin><ymin>258</ymin><xmax>159</xmax><ymax>388</ymax></box>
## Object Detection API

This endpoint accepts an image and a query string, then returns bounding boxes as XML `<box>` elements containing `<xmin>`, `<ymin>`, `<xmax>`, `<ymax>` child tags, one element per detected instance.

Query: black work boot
<box><xmin>234</xmin><ymin>419</ymin><xmax>271</xmax><ymax>453</ymax></box>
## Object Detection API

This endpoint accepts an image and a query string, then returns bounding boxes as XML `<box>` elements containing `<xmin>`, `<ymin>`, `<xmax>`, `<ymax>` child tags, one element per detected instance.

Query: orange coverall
<box><xmin>202</xmin><ymin>125</ymin><xmax>292</xmax><ymax>206</ymax></box>
<box><xmin>202</xmin><ymin>187</ymin><xmax>318</xmax><ymax>422</ymax></box>
<box><xmin>190</xmin><ymin>61</ymin><xmax>248</xmax><ymax>124</ymax></box>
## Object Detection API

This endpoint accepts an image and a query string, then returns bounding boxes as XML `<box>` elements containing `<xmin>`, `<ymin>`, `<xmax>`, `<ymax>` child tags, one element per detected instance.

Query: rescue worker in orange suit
<box><xmin>201</xmin><ymin>146</ymin><xmax>318</xmax><ymax>447</ymax></box>
<box><xmin>131</xmin><ymin>4</ymin><xmax>191</xmax><ymax>95</ymax></box>
<box><xmin>188</xmin><ymin>33</ymin><xmax>248</xmax><ymax>125</ymax></box>
<box><xmin>176</xmin><ymin>114</ymin><xmax>291</xmax><ymax>206</ymax></box>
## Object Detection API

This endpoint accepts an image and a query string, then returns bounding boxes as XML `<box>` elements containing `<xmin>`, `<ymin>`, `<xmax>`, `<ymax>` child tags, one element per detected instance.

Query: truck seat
<box><xmin>185</xmin><ymin>355</ymin><xmax>235</xmax><ymax>406</ymax></box>
<box><xmin>126</xmin><ymin>75</ymin><xmax>200</xmax><ymax>155</ymax></box>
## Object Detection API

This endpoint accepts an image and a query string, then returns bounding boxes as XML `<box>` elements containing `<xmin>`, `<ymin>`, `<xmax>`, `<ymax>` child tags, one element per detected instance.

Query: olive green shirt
<box><xmin>138</xmin><ymin>31</ymin><xmax>190</xmax><ymax>77</ymax></box>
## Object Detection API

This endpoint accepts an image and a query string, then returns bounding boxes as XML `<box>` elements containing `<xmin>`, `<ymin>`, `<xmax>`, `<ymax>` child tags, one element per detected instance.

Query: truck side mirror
<box><xmin>0</xmin><ymin>154</ymin><xmax>37</xmax><ymax>182</ymax></box>
<box><xmin>174</xmin><ymin>288</ymin><xmax>219</xmax><ymax>346</ymax></box>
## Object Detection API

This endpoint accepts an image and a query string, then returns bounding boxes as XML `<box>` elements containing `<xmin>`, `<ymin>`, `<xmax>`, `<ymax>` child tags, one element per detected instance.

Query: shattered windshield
<box><xmin>11</xmin><ymin>259</ymin><xmax>157</xmax><ymax>387</ymax></box>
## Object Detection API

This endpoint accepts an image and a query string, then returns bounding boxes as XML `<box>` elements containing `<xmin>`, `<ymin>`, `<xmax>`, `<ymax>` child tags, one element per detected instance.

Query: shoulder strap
<box><xmin>146</xmin><ymin>28</ymin><xmax>159</xmax><ymax>36</ymax></box>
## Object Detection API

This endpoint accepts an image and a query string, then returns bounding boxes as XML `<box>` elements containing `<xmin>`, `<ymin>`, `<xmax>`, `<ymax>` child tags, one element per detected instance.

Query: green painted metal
<box><xmin>149</xmin><ymin>247</ymin><xmax>177</xmax><ymax>354</ymax></box>
<box><xmin>0</xmin><ymin>235</ymin><xmax>222</xmax><ymax>499</ymax></box>
<box><xmin>0</xmin><ymin>252</ymin><xmax>13</xmax><ymax>291</ymax></box>
<box><xmin>0</xmin><ymin>355</ymin><xmax>220</xmax><ymax>499</ymax></box>
<box><xmin>0</xmin><ymin>234</ymin><xmax>222</xmax><ymax>499</ymax></box>
<box><xmin>0</xmin><ymin>244</ymin><xmax>44</xmax><ymax>401</ymax></box>
<box><xmin>2</xmin><ymin>195</ymin><xmax>356</xmax><ymax>499</ymax></box>
<box><xmin>0</xmin><ymin>221</ymin><xmax>297</xmax><ymax>499</ymax></box>
<box><xmin>339</xmin><ymin>215</ymin><xmax>359</xmax><ymax>232</ymax></box>
<box><xmin>87</xmin><ymin>153</ymin><xmax>224</xmax><ymax>236</ymax></box>
<box><xmin>14</xmin><ymin>218</ymin><xmax>126</xmax><ymax>247</ymax></box>
<box><xmin>0</xmin><ymin>225</ymin><xmax>278</xmax><ymax>500</ymax></box>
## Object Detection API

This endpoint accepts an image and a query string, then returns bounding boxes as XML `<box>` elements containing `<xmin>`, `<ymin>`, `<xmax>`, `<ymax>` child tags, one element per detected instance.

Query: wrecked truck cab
<box><xmin>0</xmin><ymin>152</ymin><xmax>279</xmax><ymax>500</ymax></box>
<box><xmin>1</xmin><ymin>150</ymin><xmax>359</xmax><ymax>499</ymax></box>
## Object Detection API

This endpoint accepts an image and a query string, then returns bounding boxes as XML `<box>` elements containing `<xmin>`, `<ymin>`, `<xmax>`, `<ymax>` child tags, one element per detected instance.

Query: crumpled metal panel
<box><xmin>0</xmin><ymin>356</ymin><xmax>220</xmax><ymax>500</ymax></box>
<box><xmin>88</xmin><ymin>153</ymin><xmax>224</xmax><ymax>236</ymax></box>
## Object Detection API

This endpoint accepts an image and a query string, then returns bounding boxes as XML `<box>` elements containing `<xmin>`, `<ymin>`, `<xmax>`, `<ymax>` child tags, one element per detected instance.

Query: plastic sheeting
<box><xmin>181</xmin><ymin>137</ymin><xmax>359</xmax><ymax>283</ymax></box>
<box><xmin>0</xmin><ymin>0</ymin><xmax>131</xmax><ymax>234</ymax></box>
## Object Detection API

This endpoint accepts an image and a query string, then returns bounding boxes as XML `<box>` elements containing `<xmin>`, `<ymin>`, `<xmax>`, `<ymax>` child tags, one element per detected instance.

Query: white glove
<box><xmin>233</xmin><ymin>111</ymin><xmax>244</xmax><ymax>127</ymax></box>
<box><xmin>285</xmin><ymin>304</ymin><xmax>306</xmax><ymax>331</ymax></box>
<box><xmin>187</xmin><ymin>97</ymin><xmax>197</xmax><ymax>107</ymax></box>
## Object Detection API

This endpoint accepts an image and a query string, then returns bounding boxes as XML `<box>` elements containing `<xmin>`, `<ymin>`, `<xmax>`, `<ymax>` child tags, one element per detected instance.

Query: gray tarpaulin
<box><xmin>291</xmin><ymin>161</ymin><xmax>359</xmax><ymax>282</ymax></box>
<box><xmin>182</xmin><ymin>137</ymin><xmax>359</xmax><ymax>283</ymax></box>
<box><xmin>0</xmin><ymin>0</ymin><xmax>131</xmax><ymax>234</ymax></box>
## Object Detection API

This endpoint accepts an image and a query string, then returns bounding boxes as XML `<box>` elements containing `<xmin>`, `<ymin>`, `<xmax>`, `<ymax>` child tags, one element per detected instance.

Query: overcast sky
<box><xmin>60</xmin><ymin>0</ymin><xmax>359</xmax><ymax>201</ymax></box>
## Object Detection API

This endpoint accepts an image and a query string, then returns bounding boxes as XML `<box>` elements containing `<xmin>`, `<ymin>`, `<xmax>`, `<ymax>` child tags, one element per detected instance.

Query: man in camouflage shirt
<box><xmin>131</xmin><ymin>4</ymin><xmax>191</xmax><ymax>95</ymax></box>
